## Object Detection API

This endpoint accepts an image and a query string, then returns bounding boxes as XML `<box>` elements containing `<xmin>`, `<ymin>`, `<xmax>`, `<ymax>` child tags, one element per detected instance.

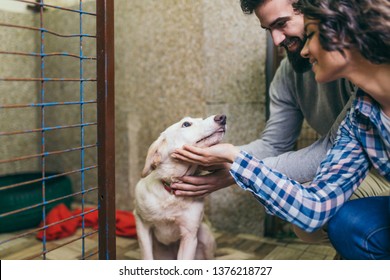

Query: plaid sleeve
<box><xmin>230</xmin><ymin>115</ymin><xmax>371</xmax><ymax>232</ymax></box>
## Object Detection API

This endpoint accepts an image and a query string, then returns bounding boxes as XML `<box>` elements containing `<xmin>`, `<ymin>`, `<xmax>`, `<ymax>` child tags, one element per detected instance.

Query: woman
<box><xmin>171</xmin><ymin>0</ymin><xmax>390</xmax><ymax>259</ymax></box>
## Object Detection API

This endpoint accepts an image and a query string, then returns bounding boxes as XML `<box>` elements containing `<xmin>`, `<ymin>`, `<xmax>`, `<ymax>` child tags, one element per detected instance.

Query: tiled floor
<box><xmin>0</xmin><ymin>228</ymin><xmax>336</xmax><ymax>260</ymax></box>
<box><xmin>118</xmin><ymin>232</ymin><xmax>336</xmax><ymax>260</ymax></box>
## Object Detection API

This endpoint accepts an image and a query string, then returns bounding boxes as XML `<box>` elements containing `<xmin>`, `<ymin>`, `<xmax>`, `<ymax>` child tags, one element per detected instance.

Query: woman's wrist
<box><xmin>227</xmin><ymin>145</ymin><xmax>240</xmax><ymax>163</ymax></box>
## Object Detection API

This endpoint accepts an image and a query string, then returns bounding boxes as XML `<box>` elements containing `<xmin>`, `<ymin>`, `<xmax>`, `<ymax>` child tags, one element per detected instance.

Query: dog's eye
<box><xmin>182</xmin><ymin>121</ymin><xmax>192</xmax><ymax>128</ymax></box>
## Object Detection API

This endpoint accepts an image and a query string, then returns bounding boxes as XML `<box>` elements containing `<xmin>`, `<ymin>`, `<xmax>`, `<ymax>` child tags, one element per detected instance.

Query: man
<box><xmin>171</xmin><ymin>0</ymin><xmax>389</xmax><ymax>243</ymax></box>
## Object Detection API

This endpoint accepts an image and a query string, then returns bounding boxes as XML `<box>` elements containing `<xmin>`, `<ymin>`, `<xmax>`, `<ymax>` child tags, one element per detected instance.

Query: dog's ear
<box><xmin>141</xmin><ymin>135</ymin><xmax>167</xmax><ymax>178</ymax></box>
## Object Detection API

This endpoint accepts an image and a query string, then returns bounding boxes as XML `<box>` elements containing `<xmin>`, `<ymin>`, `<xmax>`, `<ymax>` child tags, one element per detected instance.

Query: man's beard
<box><xmin>281</xmin><ymin>36</ymin><xmax>312</xmax><ymax>73</ymax></box>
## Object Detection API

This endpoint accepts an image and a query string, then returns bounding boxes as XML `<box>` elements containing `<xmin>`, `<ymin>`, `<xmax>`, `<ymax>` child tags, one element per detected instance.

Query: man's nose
<box><xmin>271</xmin><ymin>29</ymin><xmax>286</xmax><ymax>47</ymax></box>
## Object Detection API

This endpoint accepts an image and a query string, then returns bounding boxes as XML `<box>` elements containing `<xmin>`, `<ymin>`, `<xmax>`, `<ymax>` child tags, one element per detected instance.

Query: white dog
<box><xmin>134</xmin><ymin>114</ymin><xmax>226</xmax><ymax>260</ymax></box>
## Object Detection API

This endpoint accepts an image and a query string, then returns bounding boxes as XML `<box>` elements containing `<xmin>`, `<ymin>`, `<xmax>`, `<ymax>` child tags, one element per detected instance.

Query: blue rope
<box><xmin>79</xmin><ymin>0</ymin><xmax>86</xmax><ymax>259</ymax></box>
<box><xmin>39</xmin><ymin>0</ymin><xmax>47</xmax><ymax>260</ymax></box>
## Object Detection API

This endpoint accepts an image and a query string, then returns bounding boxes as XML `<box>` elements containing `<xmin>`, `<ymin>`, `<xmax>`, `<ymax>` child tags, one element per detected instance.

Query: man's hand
<box><xmin>171</xmin><ymin>164</ymin><xmax>235</xmax><ymax>197</ymax></box>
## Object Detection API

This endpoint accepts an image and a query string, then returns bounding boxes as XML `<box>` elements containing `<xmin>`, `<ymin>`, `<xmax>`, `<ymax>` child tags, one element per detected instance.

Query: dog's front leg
<box><xmin>177</xmin><ymin>225</ymin><xmax>198</xmax><ymax>260</ymax></box>
<box><xmin>135</xmin><ymin>215</ymin><xmax>154</xmax><ymax>260</ymax></box>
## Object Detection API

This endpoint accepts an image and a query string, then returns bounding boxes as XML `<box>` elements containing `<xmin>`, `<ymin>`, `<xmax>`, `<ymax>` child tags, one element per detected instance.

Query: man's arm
<box><xmin>260</xmin><ymin>134</ymin><xmax>332</xmax><ymax>183</ymax></box>
<box><xmin>260</xmin><ymin>94</ymin><xmax>354</xmax><ymax>183</ymax></box>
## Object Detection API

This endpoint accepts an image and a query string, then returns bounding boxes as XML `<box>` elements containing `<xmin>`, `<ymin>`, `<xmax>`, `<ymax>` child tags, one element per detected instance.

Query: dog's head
<box><xmin>141</xmin><ymin>114</ymin><xmax>227</xmax><ymax>178</ymax></box>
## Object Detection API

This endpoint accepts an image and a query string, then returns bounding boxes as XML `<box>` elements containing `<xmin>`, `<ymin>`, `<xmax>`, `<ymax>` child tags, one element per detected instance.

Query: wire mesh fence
<box><xmin>0</xmin><ymin>0</ymin><xmax>115</xmax><ymax>260</ymax></box>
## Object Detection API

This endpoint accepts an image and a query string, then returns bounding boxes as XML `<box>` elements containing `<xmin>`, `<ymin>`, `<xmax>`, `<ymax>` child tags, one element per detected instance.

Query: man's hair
<box><xmin>240</xmin><ymin>0</ymin><xmax>265</xmax><ymax>14</ymax></box>
<box><xmin>240</xmin><ymin>0</ymin><xmax>297</xmax><ymax>14</ymax></box>
<box><xmin>293</xmin><ymin>0</ymin><xmax>390</xmax><ymax>64</ymax></box>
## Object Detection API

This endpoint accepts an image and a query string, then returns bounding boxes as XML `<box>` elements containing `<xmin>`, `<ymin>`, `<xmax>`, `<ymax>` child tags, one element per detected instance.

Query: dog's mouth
<box><xmin>195</xmin><ymin>127</ymin><xmax>226</xmax><ymax>147</ymax></box>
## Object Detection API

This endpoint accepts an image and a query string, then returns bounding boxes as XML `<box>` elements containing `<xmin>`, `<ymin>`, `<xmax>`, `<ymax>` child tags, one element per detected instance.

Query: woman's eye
<box><xmin>182</xmin><ymin>122</ymin><xmax>192</xmax><ymax>128</ymax></box>
<box><xmin>306</xmin><ymin>31</ymin><xmax>315</xmax><ymax>39</ymax></box>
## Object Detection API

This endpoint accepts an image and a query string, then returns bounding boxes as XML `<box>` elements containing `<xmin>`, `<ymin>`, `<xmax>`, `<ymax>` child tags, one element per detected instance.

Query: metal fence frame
<box><xmin>96</xmin><ymin>0</ymin><xmax>116</xmax><ymax>260</ymax></box>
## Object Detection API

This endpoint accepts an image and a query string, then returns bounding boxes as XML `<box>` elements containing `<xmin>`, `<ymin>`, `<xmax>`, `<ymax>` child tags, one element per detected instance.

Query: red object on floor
<box><xmin>116</xmin><ymin>210</ymin><xmax>137</xmax><ymax>237</ymax></box>
<box><xmin>36</xmin><ymin>203</ymin><xmax>137</xmax><ymax>241</ymax></box>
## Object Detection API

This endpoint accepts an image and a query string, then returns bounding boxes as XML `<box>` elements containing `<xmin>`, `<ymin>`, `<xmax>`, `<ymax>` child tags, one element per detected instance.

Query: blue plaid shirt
<box><xmin>230</xmin><ymin>90</ymin><xmax>390</xmax><ymax>232</ymax></box>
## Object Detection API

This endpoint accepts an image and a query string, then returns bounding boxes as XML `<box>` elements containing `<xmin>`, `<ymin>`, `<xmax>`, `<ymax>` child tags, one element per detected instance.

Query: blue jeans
<box><xmin>328</xmin><ymin>196</ymin><xmax>390</xmax><ymax>260</ymax></box>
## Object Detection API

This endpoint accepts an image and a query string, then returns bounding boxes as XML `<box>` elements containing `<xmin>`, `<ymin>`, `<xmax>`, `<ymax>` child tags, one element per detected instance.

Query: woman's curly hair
<box><xmin>293</xmin><ymin>0</ymin><xmax>390</xmax><ymax>64</ymax></box>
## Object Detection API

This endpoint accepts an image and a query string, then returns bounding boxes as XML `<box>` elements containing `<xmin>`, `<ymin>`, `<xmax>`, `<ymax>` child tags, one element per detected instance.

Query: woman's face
<box><xmin>300</xmin><ymin>18</ymin><xmax>350</xmax><ymax>83</ymax></box>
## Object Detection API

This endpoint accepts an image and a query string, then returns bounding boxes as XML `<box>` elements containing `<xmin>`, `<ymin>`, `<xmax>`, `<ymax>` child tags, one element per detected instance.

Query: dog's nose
<box><xmin>214</xmin><ymin>114</ymin><xmax>226</xmax><ymax>125</ymax></box>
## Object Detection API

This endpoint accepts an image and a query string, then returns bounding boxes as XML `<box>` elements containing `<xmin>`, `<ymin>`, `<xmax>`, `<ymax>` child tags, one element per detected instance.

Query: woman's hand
<box><xmin>171</xmin><ymin>143</ymin><xmax>240</xmax><ymax>166</ymax></box>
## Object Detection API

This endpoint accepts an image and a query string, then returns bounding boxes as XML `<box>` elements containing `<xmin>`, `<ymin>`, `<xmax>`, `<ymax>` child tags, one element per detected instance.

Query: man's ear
<box><xmin>141</xmin><ymin>135</ymin><xmax>167</xmax><ymax>178</ymax></box>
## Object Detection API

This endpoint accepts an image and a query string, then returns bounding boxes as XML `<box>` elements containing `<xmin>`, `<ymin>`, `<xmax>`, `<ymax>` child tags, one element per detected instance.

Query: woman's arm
<box><xmin>232</xmin><ymin>116</ymin><xmax>371</xmax><ymax>232</ymax></box>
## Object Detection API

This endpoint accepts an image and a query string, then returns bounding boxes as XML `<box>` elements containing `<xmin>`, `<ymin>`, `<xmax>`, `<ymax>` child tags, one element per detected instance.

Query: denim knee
<box><xmin>328</xmin><ymin>197</ymin><xmax>390</xmax><ymax>260</ymax></box>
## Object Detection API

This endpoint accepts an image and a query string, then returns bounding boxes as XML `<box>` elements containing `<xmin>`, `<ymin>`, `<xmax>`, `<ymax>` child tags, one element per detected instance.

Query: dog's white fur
<box><xmin>134</xmin><ymin>115</ymin><xmax>226</xmax><ymax>260</ymax></box>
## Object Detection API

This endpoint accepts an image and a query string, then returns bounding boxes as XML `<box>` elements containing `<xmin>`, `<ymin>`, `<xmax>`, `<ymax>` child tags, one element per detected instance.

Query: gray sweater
<box><xmin>241</xmin><ymin>57</ymin><xmax>354</xmax><ymax>183</ymax></box>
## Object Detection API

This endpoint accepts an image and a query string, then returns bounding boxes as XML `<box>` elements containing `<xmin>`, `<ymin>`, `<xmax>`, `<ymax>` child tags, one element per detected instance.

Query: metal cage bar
<box><xmin>0</xmin><ymin>23</ymin><xmax>96</xmax><ymax>38</ymax></box>
<box><xmin>96</xmin><ymin>0</ymin><xmax>116</xmax><ymax>260</ymax></box>
<box><xmin>16</xmin><ymin>0</ymin><xmax>97</xmax><ymax>16</ymax></box>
